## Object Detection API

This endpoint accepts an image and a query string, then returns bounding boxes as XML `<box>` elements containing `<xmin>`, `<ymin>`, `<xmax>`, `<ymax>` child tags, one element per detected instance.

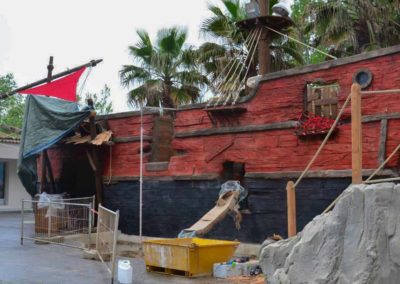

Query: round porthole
<box><xmin>352</xmin><ymin>68</ymin><xmax>373</xmax><ymax>89</ymax></box>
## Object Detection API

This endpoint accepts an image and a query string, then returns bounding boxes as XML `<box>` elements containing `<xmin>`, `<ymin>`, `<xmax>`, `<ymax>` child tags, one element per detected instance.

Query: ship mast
<box><xmin>258</xmin><ymin>0</ymin><xmax>270</xmax><ymax>75</ymax></box>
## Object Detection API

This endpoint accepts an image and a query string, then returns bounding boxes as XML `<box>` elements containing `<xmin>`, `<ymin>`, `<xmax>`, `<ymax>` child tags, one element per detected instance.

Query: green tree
<box><xmin>0</xmin><ymin>74</ymin><xmax>25</xmax><ymax>130</ymax></box>
<box><xmin>198</xmin><ymin>0</ymin><xmax>305</xmax><ymax>93</ymax></box>
<box><xmin>80</xmin><ymin>84</ymin><xmax>113</xmax><ymax>114</ymax></box>
<box><xmin>303</xmin><ymin>0</ymin><xmax>400</xmax><ymax>56</ymax></box>
<box><xmin>120</xmin><ymin>27</ymin><xmax>208</xmax><ymax>108</ymax></box>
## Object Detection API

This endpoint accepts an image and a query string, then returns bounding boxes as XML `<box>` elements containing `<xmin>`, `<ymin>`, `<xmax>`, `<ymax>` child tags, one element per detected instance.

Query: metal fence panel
<box><xmin>21</xmin><ymin>196</ymin><xmax>95</xmax><ymax>250</ymax></box>
<box><xmin>95</xmin><ymin>204</ymin><xmax>119</xmax><ymax>280</ymax></box>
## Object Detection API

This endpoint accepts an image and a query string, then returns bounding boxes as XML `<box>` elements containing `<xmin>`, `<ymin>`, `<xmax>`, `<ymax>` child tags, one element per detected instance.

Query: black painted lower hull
<box><xmin>103</xmin><ymin>177</ymin><xmax>351</xmax><ymax>243</ymax></box>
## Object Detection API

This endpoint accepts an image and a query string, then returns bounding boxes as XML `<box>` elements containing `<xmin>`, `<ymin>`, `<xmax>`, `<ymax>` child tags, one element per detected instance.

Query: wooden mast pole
<box><xmin>351</xmin><ymin>83</ymin><xmax>363</xmax><ymax>184</ymax></box>
<box><xmin>87</xmin><ymin>98</ymin><xmax>103</xmax><ymax>207</ymax></box>
<box><xmin>40</xmin><ymin>56</ymin><xmax>55</xmax><ymax>193</ymax></box>
<box><xmin>286</xmin><ymin>180</ymin><xmax>297</xmax><ymax>237</ymax></box>
<box><xmin>258</xmin><ymin>0</ymin><xmax>270</xmax><ymax>75</ymax></box>
<box><xmin>0</xmin><ymin>59</ymin><xmax>103</xmax><ymax>100</ymax></box>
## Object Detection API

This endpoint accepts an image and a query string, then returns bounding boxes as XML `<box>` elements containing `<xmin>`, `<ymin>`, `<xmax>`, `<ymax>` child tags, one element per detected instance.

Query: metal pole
<box><xmin>139</xmin><ymin>106</ymin><xmax>143</xmax><ymax>241</ymax></box>
<box><xmin>88</xmin><ymin>203</ymin><xmax>92</xmax><ymax>249</ymax></box>
<box><xmin>20</xmin><ymin>200</ymin><xmax>25</xmax><ymax>245</ymax></box>
<box><xmin>111</xmin><ymin>210</ymin><xmax>119</xmax><ymax>284</ymax></box>
<box><xmin>48</xmin><ymin>209</ymin><xmax>52</xmax><ymax>238</ymax></box>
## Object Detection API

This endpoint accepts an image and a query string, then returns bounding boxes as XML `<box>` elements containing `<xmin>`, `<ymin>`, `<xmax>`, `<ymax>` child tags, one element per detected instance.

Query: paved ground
<box><xmin>0</xmin><ymin>213</ymin><xmax>231</xmax><ymax>284</ymax></box>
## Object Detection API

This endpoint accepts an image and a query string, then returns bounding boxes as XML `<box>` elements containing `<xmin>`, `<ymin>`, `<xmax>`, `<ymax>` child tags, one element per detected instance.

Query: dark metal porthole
<box><xmin>352</xmin><ymin>68</ymin><xmax>373</xmax><ymax>89</ymax></box>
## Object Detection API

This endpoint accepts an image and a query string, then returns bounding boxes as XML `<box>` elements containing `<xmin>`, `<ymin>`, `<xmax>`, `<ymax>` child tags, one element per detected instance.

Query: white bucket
<box><xmin>117</xmin><ymin>259</ymin><xmax>133</xmax><ymax>284</ymax></box>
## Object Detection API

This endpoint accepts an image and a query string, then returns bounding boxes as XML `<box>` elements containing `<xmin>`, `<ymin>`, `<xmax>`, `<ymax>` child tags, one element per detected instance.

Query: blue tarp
<box><xmin>17</xmin><ymin>95</ymin><xmax>91</xmax><ymax>196</ymax></box>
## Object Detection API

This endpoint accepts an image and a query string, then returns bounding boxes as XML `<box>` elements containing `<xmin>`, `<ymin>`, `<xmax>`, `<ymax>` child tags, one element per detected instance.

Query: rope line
<box><xmin>364</xmin><ymin>177</ymin><xmax>400</xmax><ymax>184</ymax></box>
<box><xmin>208</xmin><ymin>28</ymin><xmax>259</xmax><ymax>107</ymax></box>
<box><xmin>223</xmin><ymin>28</ymin><xmax>262</xmax><ymax>105</ymax></box>
<box><xmin>364</xmin><ymin>143</ymin><xmax>400</xmax><ymax>183</ymax></box>
<box><xmin>232</xmin><ymin>28</ymin><xmax>263</xmax><ymax>105</ymax></box>
<box><xmin>215</xmin><ymin>28</ymin><xmax>259</xmax><ymax>106</ymax></box>
<box><xmin>78</xmin><ymin>67</ymin><xmax>93</xmax><ymax>97</ymax></box>
<box><xmin>208</xmin><ymin>28</ymin><xmax>260</xmax><ymax>107</ymax></box>
<box><xmin>294</xmin><ymin>93</ymin><xmax>352</xmax><ymax>188</ymax></box>
<box><xmin>263</xmin><ymin>25</ymin><xmax>337</xmax><ymax>60</ymax></box>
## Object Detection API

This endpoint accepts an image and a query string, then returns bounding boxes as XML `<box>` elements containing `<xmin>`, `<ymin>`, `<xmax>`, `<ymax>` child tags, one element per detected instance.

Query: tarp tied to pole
<box><xmin>18</xmin><ymin>95</ymin><xmax>91</xmax><ymax>196</ymax></box>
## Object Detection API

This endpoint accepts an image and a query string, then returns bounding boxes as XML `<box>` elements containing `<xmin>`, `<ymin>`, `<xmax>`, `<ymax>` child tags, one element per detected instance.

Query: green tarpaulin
<box><xmin>18</xmin><ymin>95</ymin><xmax>91</xmax><ymax>196</ymax></box>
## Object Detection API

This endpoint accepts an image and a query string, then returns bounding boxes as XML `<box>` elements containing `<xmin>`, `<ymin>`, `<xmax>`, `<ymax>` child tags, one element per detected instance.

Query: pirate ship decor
<box><xmin>4</xmin><ymin>1</ymin><xmax>400</xmax><ymax>244</ymax></box>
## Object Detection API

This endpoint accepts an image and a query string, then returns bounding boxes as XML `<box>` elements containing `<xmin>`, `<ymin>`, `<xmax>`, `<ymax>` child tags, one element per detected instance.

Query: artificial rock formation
<box><xmin>260</xmin><ymin>183</ymin><xmax>400</xmax><ymax>284</ymax></box>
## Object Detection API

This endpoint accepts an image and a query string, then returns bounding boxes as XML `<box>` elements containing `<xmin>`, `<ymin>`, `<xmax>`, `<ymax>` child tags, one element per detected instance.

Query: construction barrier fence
<box><xmin>20</xmin><ymin>196</ymin><xmax>95</xmax><ymax>250</ymax></box>
<box><xmin>95</xmin><ymin>204</ymin><xmax>119</xmax><ymax>280</ymax></box>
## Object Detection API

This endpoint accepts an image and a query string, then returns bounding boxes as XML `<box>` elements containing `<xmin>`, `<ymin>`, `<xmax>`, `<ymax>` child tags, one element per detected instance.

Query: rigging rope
<box><xmin>294</xmin><ymin>93</ymin><xmax>352</xmax><ymax>188</ymax></box>
<box><xmin>212</xmin><ymin>28</ymin><xmax>259</xmax><ymax>106</ymax></box>
<box><xmin>232</xmin><ymin>28</ymin><xmax>263</xmax><ymax>105</ymax></box>
<box><xmin>78</xmin><ymin>67</ymin><xmax>93</xmax><ymax>97</ymax></box>
<box><xmin>263</xmin><ymin>25</ymin><xmax>337</xmax><ymax>60</ymax></box>
<box><xmin>221</xmin><ymin>28</ymin><xmax>262</xmax><ymax>105</ymax></box>
<box><xmin>208</xmin><ymin>28</ymin><xmax>260</xmax><ymax>107</ymax></box>
<box><xmin>364</xmin><ymin>143</ymin><xmax>400</xmax><ymax>183</ymax></box>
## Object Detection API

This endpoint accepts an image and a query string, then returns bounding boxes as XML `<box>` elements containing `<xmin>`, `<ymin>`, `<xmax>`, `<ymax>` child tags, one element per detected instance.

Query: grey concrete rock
<box><xmin>259</xmin><ymin>183</ymin><xmax>400</xmax><ymax>284</ymax></box>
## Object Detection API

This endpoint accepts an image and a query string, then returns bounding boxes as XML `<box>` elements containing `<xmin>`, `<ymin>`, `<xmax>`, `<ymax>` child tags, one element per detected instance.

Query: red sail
<box><xmin>19</xmin><ymin>67</ymin><xmax>86</xmax><ymax>102</ymax></box>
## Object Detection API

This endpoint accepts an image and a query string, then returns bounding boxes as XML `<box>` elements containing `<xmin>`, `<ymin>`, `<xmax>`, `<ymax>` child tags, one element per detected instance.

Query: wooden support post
<box><xmin>40</xmin><ymin>152</ymin><xmax>47</xmax><ymax>193</ymax></box>
<box><xmin>286</xmin><ymin>180</ymin><xmax>297</xmax><ymax>237</ymax></box>
<box><xmin>351</xmin><ymin>83</ymin><xmax>362</xmax><ymax>184</ymax></box>
<box><xmin>378</xmin><ymin>119</ymin><xmax>388</xmax><ymax>165</ymax></box>
<box><xmin>88</xmin><ymin>99</ymin><xmax>103</xmax><ymax>207</ymax></box>
<box><xmin>43</xmin><ymin>150</ymin><xmax>56</xmax><ymax>193</ymax></box>
<box><xmin>258</xmin><ymin>0</ymin><xmax>270</xmax><ymax>75</ymax></box>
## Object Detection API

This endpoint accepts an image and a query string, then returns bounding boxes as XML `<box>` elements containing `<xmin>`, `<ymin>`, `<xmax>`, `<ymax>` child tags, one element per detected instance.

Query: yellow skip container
<box><xmin>143</xmin><ymin>238</ymin><xmax>240</xmax><ymax>277</ymax></box>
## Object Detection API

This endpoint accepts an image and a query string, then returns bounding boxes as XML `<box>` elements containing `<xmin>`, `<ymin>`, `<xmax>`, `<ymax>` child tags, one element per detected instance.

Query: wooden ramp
<box><xmin>180</xmin><ymin>191</ymin><xmax>240</xmax><ymax>236</ymax></box>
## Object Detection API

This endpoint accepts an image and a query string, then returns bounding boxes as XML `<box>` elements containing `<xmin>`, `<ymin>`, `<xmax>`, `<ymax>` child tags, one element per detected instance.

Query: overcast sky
<box><xmin>0</xmin><ymin>0</ymin><xmax>219</xmax><ymax>112</ymax></box>
<box><xmin>0</xmin><ymin>0</ymin><xmax>293</xmax><ymax>113</ymax></box>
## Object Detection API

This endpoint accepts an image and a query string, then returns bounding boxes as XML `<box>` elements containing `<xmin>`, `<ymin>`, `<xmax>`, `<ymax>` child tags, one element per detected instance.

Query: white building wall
<box><xmin>0</xmin><ymin>143</ymin><xmax>31</xmax><ymax>211</ymax></box>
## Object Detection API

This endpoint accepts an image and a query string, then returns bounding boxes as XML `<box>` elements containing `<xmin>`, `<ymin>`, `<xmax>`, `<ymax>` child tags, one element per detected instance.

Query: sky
<box><xmin>0</xmin><ymin>0</ymin><xmax>294</xmax><ymax>113</ymax></box>
<box><xmin>0</xmin><ymin>0</ymin><xmax>217</xmax><ymax>112</ymax></box>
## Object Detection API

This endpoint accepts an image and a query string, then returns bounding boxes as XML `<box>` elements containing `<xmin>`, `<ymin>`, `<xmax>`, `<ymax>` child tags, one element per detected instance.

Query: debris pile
<box><xmin>260</xmin><ymin>183</ymin><xmax>400</xmax><ymax>283</ymax></box>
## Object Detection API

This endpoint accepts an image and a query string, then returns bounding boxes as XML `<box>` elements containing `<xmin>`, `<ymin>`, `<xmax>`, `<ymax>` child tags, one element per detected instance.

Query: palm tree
<box><xmin>304</xmin><ymin>0</ymin><xmax>400</xmax><ymax>56</ymax></box>
<box><xmin>120</xmin><ymin>27</ymin><xmax>208</xmax><ymax>108</ymax></box>
<box><xmin>198</xmin><ymin>0</ymin><xmax>305</xmax><ymax>95</ymax></box>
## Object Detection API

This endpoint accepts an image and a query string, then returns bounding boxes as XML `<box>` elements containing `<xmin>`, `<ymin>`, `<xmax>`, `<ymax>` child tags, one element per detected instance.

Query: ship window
<box><xmin>306</xmin><ymin>83</ymin><xmax>340</xmax><ymax>119</ymax></box>
<box><xmin>352</xmin><ymin>68</ymin><xmax>372</xmax><ymax>89</ymax></box>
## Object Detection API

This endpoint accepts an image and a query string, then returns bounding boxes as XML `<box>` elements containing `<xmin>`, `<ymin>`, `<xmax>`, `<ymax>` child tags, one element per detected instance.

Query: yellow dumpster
<box><xmin>143</xmin><ymin>238</ymin><xmax>240</xmax><ymax>277</ymax></box>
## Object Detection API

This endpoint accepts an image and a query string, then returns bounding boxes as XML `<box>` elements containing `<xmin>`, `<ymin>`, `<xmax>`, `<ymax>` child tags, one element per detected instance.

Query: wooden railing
<box><xmin>286</xmin><ymin>83</ymin><xmax>400</xmax><ymax>237</ymax></box>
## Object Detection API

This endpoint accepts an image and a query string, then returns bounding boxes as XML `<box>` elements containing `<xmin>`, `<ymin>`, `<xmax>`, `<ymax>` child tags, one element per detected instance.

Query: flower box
<box><xmin>295</xmin><ymin>112</ymin><xmax>337</xmax><ymax>137</ymax></box>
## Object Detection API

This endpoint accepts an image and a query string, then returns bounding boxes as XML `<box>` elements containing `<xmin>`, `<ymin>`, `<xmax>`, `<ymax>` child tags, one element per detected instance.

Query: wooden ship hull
<box><xmin>46</xmin><ymin>45</ymin><xmax>400</xmax><ymax>243</ymax></box>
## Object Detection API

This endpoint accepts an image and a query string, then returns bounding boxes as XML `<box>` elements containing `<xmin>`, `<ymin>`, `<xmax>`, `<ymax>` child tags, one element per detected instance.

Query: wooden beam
<box><xmin>113</xmin><ymin>135</ymin><xmax>152</xmax><ymax>143</ymax></box>
<box><xmin>286</xmin><ymin>181</ymin><xmax>297</xmax><ymax>237</ymax></box>
<box><xmin>88</xmin><ymin>100</ymin><xmax>103</xmax><ymax>206</ymax></box>
<box><xmin>362</xmin><ymin>112</ymin><xmax>400</xmax><ymax>123</ymax></box>
<box><xmin>43</xmin><ymin>150</ymin><xmax>56</xmax><ymax>194</ymax></box>
<box><xmin>378</xmin><ymin>119</ymin><xmax>388</xmax><ymax>165</ymax></box>
<box><xmin>245</xmin><ymin>169</ymin><xmax>397</xmax><ymax>179</ymax></box>
<box><xmin>351</xmin><ymin>83</ymin><xmax>363</xmax><ymax>184</ymax></box>
<box><xmin>205</xmin><ymin>139</ymin><xmax>234</xmax><ymax>162</ymax></box>
<box><xmin>175</xmin><ymin>121</ymin><xmax>297</xmax><ymax>138</ymax></box>
<box><xmin>40</xmin><ymin>152</ymin><xmax>47</xmax><ymax>193</ymax></box>
<box><xmin>85</xmin><ymin>150</ymin><xmax>97</xmax><ymax>171</ymax></box>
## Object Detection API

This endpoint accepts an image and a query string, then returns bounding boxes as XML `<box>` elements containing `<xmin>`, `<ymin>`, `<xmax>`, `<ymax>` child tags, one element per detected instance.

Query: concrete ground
<box><xmin>0</xmin><ymin>213</ymin><xmax>232</xmax><ymax>284</ymax></box>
